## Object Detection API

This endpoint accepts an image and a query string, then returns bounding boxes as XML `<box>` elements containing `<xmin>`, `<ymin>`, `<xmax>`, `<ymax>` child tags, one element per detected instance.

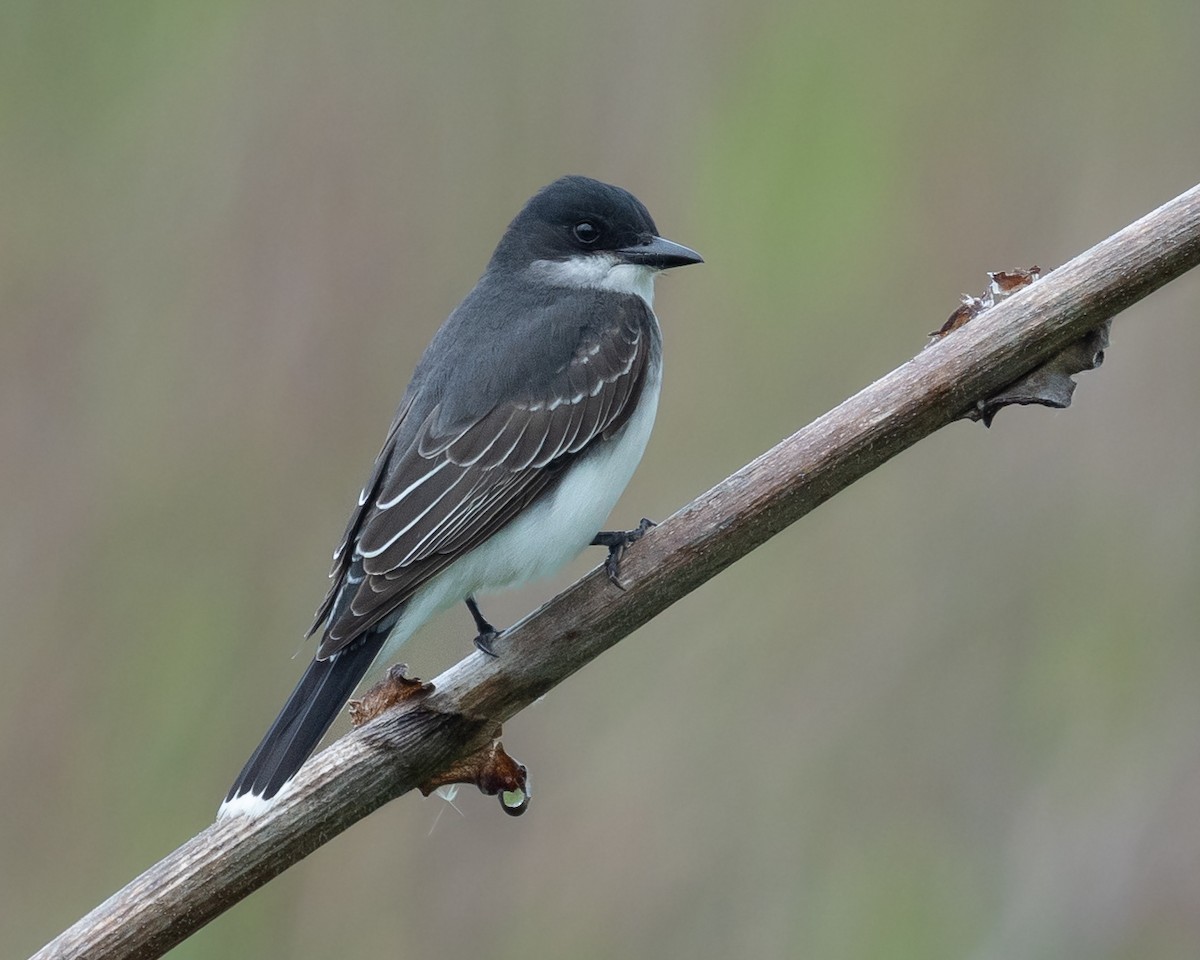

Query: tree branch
<box><xmin>32</xmin><ymin>183</ymin><xmax>1200</xmax><ymax>960</ymax></box>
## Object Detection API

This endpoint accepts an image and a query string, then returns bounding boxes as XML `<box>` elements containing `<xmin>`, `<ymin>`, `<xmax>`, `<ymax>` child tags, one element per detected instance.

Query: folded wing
<box><xmin>311</xmin><ymin>299</ymin><xmax>653</xmax><ymax>657</ymax></box>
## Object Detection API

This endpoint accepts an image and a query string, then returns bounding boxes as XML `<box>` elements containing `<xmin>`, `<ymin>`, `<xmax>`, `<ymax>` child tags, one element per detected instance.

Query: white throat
<box><xmin>528</xmin><ymin>255</ymin><xmax>657</xmax><ymax>307</ymax></box>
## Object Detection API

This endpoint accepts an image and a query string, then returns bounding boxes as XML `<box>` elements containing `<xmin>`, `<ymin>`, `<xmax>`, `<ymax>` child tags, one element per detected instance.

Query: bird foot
<box><xmin>473</xmin><ymin>628</ymin><xmax>502</xmax><ymax>658</ymax></box>
<box><xmin>466</xmin><ymin>595</ymin><xmax>503</xmax><ymax>657</ymax></box>
<box><xmin>591</xmin><ymin>517</ymin><xmax>656</xmax><ymax>589</ymax></box>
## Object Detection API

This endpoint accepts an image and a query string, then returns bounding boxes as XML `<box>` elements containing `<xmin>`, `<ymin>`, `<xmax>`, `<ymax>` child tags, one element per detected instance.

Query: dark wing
<box><xmin>311</xmin><ymin>299</ymin><xmax>653</xmax><ymax>658</ymax></box>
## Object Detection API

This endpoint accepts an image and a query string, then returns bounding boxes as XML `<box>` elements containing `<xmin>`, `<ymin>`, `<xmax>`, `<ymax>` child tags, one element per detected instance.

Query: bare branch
<box><xmin>32</xmin><ymin>183</ymin><xmax>1200</xmax><ymax>960</ymax></box>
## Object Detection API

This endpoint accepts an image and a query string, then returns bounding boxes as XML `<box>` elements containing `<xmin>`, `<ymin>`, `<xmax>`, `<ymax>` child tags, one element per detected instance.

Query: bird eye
<box><xmin>572</xmin><ymin>221</ymin><xmax>600</xmax><ymax>244</ymax></box>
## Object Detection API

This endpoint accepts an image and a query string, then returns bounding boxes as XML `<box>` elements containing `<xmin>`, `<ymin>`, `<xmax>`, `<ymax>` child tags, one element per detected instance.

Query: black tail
<box><xmin>222</xmin><ymin>631</ymin><xmax>387</xmax><ymax>811</ymax></box>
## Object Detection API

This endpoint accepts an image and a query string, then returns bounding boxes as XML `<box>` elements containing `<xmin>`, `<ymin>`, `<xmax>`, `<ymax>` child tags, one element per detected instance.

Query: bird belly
<box><xmin>379</xmin><ymin>365</ymin><xmax>660</xmax><ymax>659</ymax></box>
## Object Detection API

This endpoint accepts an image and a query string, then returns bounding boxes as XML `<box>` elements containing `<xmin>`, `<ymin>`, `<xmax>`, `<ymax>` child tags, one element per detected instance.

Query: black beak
<box><xmin>617</xmin><ymin>235</ymin><xmax>704</xmax><ymax>269</ymax></box>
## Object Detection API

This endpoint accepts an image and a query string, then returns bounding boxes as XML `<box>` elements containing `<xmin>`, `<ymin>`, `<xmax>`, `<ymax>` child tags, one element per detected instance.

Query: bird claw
<box><xmin>603</xmin><ymin>550</ymin><xmax>627</xmax><ymax>589</ymax></box>
<box><xmin>473</xmin><ymin>628</ymin><xmax>502</xmax><ymax>657</ymax></box>
<box><xmin>593</xmin><ymin>517</ymin><xmax>656</xmax><ymax>589</ymax></box>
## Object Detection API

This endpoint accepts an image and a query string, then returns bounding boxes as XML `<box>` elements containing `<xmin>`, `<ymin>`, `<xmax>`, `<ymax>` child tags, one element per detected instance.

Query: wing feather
<box><xmin>312</xmin><ymin>297</ymin><xmax>656</xmax><ymax>656</ymax></box>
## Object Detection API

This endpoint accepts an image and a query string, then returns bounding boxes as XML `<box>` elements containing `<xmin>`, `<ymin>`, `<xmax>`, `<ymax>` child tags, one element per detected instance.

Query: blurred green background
<box><xmin>4</xmin><ymin>2</ymin><xmax>1200</xmax><ymax>958</ymax></box>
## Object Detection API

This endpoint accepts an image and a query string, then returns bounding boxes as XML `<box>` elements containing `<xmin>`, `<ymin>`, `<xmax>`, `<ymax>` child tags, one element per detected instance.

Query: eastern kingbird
<box><xmin>221</xmin><ymin>175</ymin><xmax>702</xmax><ymax>816</ymax></box>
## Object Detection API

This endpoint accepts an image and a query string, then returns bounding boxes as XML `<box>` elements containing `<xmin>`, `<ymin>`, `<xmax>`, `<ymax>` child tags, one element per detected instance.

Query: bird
<box><xmin>220</xmin><ymin>175</ymin><xmax>702</xmax><ymax>816</ymax></box>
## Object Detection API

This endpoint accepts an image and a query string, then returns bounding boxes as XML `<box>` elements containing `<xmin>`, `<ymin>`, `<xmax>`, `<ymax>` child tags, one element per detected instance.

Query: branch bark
<box><xmin>32</xmin><ymin>183</ymin><xmax>1200</xmax><ymax>960</ymax></box>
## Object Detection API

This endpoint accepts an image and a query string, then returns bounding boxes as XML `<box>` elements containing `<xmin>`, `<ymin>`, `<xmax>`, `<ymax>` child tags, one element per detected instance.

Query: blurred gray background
<box><xmin>4</xmin><ymin>2</ymin><xmax>1200</xmax><ymax>958</ymax></box>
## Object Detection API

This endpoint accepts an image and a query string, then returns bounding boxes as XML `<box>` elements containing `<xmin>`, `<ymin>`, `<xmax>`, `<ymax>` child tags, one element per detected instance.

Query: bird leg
<box><xmin>466</xmin><ymin>595</ymin><xmax>502</xmax><ymax>657</ymax></box>
<box><xmin>591</xmin><ymin>517</ymin><xmax>656</xmax><ymax>589</ymax></box>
